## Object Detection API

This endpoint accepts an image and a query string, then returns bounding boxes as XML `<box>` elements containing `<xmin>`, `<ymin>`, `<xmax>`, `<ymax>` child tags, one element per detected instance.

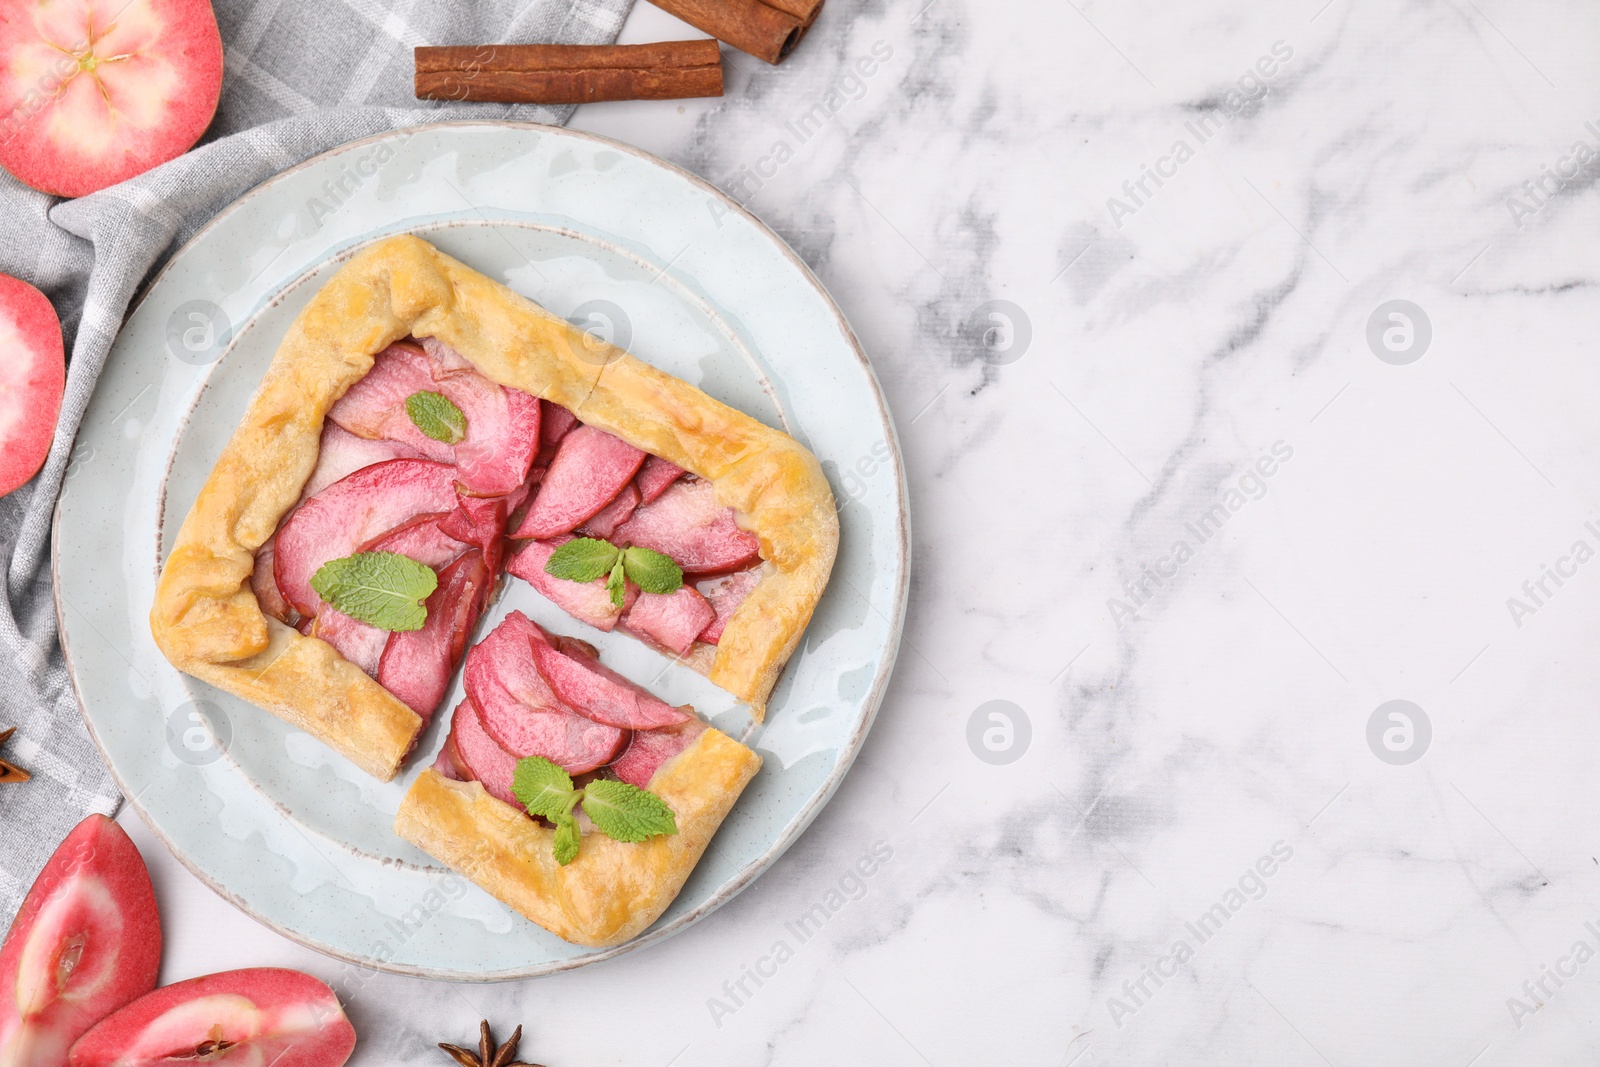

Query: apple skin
<box><xmin>67</xmin><ymin>968</ymin><xmax>355</xmax><ymax>1067</ymax></box>
<box><xmin>0</xmin><ymin>814</ymin><xmax>161</xmax><ymax>1067</ymax></box>
<box><xmin>0</xmin><ymin>0</ymin><xmax>224</xmax><ymax>198</ymax></box>
<box><xmin>0</xmin><ymin>273</ymin><xmax>64</xmax><ymax>499</ymax></box>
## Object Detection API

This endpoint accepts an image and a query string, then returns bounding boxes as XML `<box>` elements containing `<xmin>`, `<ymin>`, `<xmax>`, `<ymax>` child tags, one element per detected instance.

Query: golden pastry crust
<box><xmin>151</xmin><ymin>234</ymin><xmax>838</xmax><ymax>778</ymax></box>
<box><xmin>393</xmin><ymin>727</ymin><xmax>761</xmax><ymax>947</ymax></box>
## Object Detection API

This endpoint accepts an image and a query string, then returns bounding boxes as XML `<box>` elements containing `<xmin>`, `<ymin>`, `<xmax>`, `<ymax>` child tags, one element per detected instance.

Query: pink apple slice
<box><xmin>377</xmin><ymin>550</ymin><xmax>490</xmax><ymax>719</ymax></box>
<box><xmin>308</xmin><ymin>607</ymin><xmax>388</xmax><ymax>677</ymax></box>
<box><xmin>538</xmin><ymin>400</ymin><xmax>578</xmax><ymax>463</ymax></box>
<box><xmin>512</xmin><ymin>425</ymin><xmax>646</xmax><ymax>539</ymax></box>
<box><xmin>695</xmin><ymin>566</ymin><xmax>764</xmax><ymax>644</ymax></box>
<box><xmin>610</xmin><ymin>718</ymin><xmax>709</xmax><ymax>789</ymax></box>
<box><xmin>358</xmin><ymin>511</ymin><xmax>468</xmax><ymax>571</ymax></box>
<box><xmin>0</xmin><ymin>0</ymin><xmax>224</xmax><ymax>198</ymax></box>
<box><xmin>505</xmin><ymin>537</ymin><xmax>629</xmax><ymax>632</ymax></box>
<box><xmin>464</xmin><ymin>612</ymin><xmax>626</xmax><ymax>774</ymax></box>
<box><xmin>613</xmin><ymin>476</ymin><xmax>761</xmax><ymax>575</ymax></box>
<box><xmin>0</xmin><ymin>274</ymin><xmax>63</xmax><ymax>498</ymax></box>
<box><xmin>273</xmin><ymin>459</ymin><xmax>459</xmax><ymax>617</ymax></box>
<box><xmin>327</xmin><ymin>339</ymin><xmax>541</xmax><ymax>495</ymax></box>
<box><xmin>250</xmin><ymin>538</ymin><xmax>294</xmax><ymax>626</ymax></box>
<box><xmin>622</xmin><ymin>585</ymin><xmax>717</xmax><ymax>656</ymax></box>
<box><xmin>579</xmin><ymin>482</ymin><xmax>640</xmax><ymax>540</ymax></box>
<box><xmin>446</xmin><ymin>699</ymin><xmax>520</xmax><ymax>805</ymax></box>
<box><xmin>437</xmin><ymin>494</ymin><xmax>507</xmax><ymax>576</ymax></box>
<box><xmin>529</xmin><ymin>632</ymin><xmax>691</xmax><ymax>730</ymax></box>
<box><xmin>0</xmin><ymin>815</ymin><xmax>160</xmax><ymax>1067</ymax></box>
<box><xmin>302</xmin><ymin>422</ymin><xmax>425</xmax><ymax>501</ymax></box>
<box><xmin>66</xmin><ymin>968</ymin><xmax>355</xmax><ymax>1067</ymax></box>
<box><xmin>635</xmin><ymin>455</ymin><xmax>685</xmax><ymax>504</ymax></box>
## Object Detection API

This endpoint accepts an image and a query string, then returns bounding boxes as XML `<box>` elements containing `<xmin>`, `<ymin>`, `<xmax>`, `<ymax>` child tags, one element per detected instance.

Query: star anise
<box><xmin>438</xmin><ymin>1020</ymin><xmax>543</xmax><ymax>1067</ymax></box>
<box><xmin>0</xmin><ymin>727</ymin><xmax>29</xmax><ymax>784</ymax></box>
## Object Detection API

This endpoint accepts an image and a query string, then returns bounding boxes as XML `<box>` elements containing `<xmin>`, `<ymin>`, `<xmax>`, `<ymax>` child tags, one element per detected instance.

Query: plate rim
<box><xmin>52</xmin><ymin>119</ymin><xmax>911</xmax><ymax>981</ymax></box>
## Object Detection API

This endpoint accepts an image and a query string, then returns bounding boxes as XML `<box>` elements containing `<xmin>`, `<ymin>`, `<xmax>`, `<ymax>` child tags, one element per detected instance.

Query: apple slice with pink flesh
<box><xmin>528</xmin><ymin>627</ymin><xmax>691</xmax><ymax>730</ymax></box>
<box><xmin>635</xmin><ymin>455</ymin><xmax>685</xmax><ymax>504</ymax></box>
<box><xmin>0</xmin><ymin>814</ymin><xmax>160</xmax><ymax>1067</ymax></box>
<box><xmin>578</xmin><ymin>482</ymin><xmax>640</xmax><ymax>540</ymax></box>
<box><xmin>66</xmin><ymin>968</ymin><xmax>355</xmax><ymax>1067</ymax></box>
<box><xmin>446</xmin><ymin>699</ymin><xmax>520</xmax><ymax>805</ymax></box>
<box><xmin>613</xmin><ymin>477</ymin><xmax>761</xmax><ymax>575</ymax></box>
<box><xmin>0</xmin><ymin>0</ymin><xmax>224</xmax><ymax>198</ymax></box>
<box><xmin>622</xmin><ymin>585</ymin><xmax>716</xmax><ymax>656</ymax></box>
<box><xmin>327</xmin><ymin>339</ymin><xmax>541</xmax><ymax>495</ymax></box>
<box><xmin>438</xmin><ymin>494</ymin><xmax>507</xmax><ymax>576</ymax></box>
<box><xmin>274</xmin><ymin>459</ymin><xmax>459</xmax><ymax>617</ymax></box>
<box><xmin>308</xmin><ymin>607</ymin><xmax>388</xmax><ymax>677</ymax></box>
<box><xmin>250</xmin><ymin>539</ymin><xmax>295</xmax><ymax>625</ymax></box>
<box><xmin>301</xmin><ymin>423</ymin><xmax>425</xmax><ymax>501</ymax></box>
<box><xmin>0</xmin><ymin>274</ymin><xmax>64</xmax><ymax>499</ymax></box>
<box><xmin>537</xmin><ymin>400</ymin><xmax>579</xmax><ymax>464</ymax></box>
<box><xmin>464</xmin><ymin>612</ymin><xmax>626</xmax><ymax>774</ymax></box>
<box><xmin>611</xmin><ymin>718</ymin><xmax>709</xmax><ymax>789</ymax></box>
<box><xmin>695</xmin><ymin>566</ymin><xmax>764</xmax><ymax>644</ymax></box>
<box><xmin>505</xmin><ymin>537</ymin><xmax>632</xmax><ymax>632</ymax></box>
<box><xmin>378</xmin><ymin>550</ymin><xmax>490</xmax><ymax>719</ymax></box>
<box><xmin>512</xmin><ymin>425</ymin><xmax>646</xmax><ymax>539</ymax></box>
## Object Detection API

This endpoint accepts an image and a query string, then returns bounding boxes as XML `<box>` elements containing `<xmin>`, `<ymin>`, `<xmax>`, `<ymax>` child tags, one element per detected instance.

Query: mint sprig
<box><xmin>406</xmin><ymin>390</ymin><xmax>467</xmax><ymax>444</ymax></box>
<box><xmin>309</xmin><ymin>551</ymin><xmax>437</xmax><ymax>631</ymax></box>
<box><xmin>543</xmin><ymin>537</ymin><xmax>683</xmax><ymax>606</ymax></box>
<box><xmin>511</xmin><ymin>755</ymin><xmax>678</xmax><ymax>865</ymax></box>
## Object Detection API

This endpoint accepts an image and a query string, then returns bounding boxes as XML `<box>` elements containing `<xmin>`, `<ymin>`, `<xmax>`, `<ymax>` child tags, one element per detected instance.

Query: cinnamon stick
<box><xmin>415</xmin><ymin>40</ymin><xmax>724</xmax><ymax>105</ymax></box>
<box><xmin>645</xmin><ymin>0</ymin><xmax>824</xmax><ymax>65</ymax></box>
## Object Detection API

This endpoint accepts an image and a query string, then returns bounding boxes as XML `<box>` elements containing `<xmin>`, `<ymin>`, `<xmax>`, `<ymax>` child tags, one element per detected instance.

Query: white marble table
<box><xmin>125</xmin><ymin>0</ymin><xmax>1600</xmax><ymax>1062</ymax></box>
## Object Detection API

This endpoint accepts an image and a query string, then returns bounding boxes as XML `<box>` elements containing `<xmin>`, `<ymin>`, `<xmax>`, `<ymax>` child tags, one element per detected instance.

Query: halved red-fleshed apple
<box><xmin>0</xmin><ymin>814</ymin><xmax>160</xmax><ymax>1067</ymax></box>
<box><xmin>0</xmin><ymin>273</ymin><xmax>64</xmax><ymax>499</ymax></box>
<box><xmin>66</xmin><ymin>968</ymin><xmax>355</xmax><ymax>1067</ymax></box>
<box><xmin>0</xmin><ymin>0</ymin><xmax>224</xmax><ymax>198</ymax></box>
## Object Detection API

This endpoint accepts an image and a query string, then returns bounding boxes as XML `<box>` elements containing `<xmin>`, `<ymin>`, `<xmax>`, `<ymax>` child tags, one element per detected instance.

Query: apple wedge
<box><xmin>613</xmin><ymin>476</ymin><xmax>761</xmax><ymax>575</ymax></box>
<box><xmin>512</xmin><ymin>425</ymin><xmax>646</xmax><ymax>539</ymax></box>
<box><xmin>611</xmin><ymin>718</ymin><xmax>708</xmax><ymax>789</ymax></box>
<box><xmin>622</xmin><ymin>585</ymin><xmax>716</xmax><ymax>656</ymax></box>
<box><xmin>0</xmin><ymin>815</ymin><xmax>160</xmax><ymax>1067</ymax></box>
<box><xmin>0</xmin><ymin>273</ymin><xmax>64</xmax><ymax>499</ymax></box>
<box><xmin>0</xmin><ymin>0</ymin><xmax>224</xmax><ymax>198</ymax></box>
<box><xmin>66</xmin><ymin>968</ymin><xmax>355</xmax><ymax>1067</ymax></box>
<box><xmin>528</xmin><ymin>627</ymin><xmax>691</xmax><ymax>730</ymax></box>
<box><xmin>505</xmin><ymin>537</ymin><xmax>631</xmax><ymax>632</ymax></box>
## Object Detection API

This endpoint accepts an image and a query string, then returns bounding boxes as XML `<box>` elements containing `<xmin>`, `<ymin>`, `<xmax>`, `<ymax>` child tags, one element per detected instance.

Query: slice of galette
<box><xmin>151</xmin><ymin>235</ymin><xmax>838</xmax><ymax>781</ymax></box>
<box><xmin>395</xmin><ymin>611</ymin><xmax>760</xmax><ymax>947</ymax></box>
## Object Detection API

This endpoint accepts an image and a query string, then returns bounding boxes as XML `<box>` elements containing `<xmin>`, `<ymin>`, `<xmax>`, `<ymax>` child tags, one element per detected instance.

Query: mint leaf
<box><xmin>582</xmin><ymin>779</ymin><xmax>678</xmax><ymax>842</ymax></box>
<box><xmin>552</xmin><ymin>812</ymin><xmax>581</xmax><ymax>865</ymax></box>
<box><xmin>622</xmin><ymin>546</ymin><xmax>683</xmax><ymax>595</ymax></box>
<box><xmin>309</xmin><ymin>552</ymin><xmax>437</xmax><ymax>631</ymax></box>
<box><xmin>406</xmin><ymin>390</ymin><xmax>467</xmax><ymax>444</ymax></box>
<box><xmin>606</xmin><ymin>557</ymin><xmax>627</xmax><ymax>609</ymax></box>
<box><xmin>512</xmin><ymin>756</ymin><xmax>577</xmax><ymax>819</ymax></box>
<box><xmin>545</xmin><ymin>537</ymin><xmax>619</xmax><ymax>583</ymax></box>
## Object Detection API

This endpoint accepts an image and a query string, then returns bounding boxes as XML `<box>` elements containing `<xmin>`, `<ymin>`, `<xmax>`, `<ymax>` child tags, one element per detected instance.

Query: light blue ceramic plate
<box><xmin>52</xmin><ymin>122</ymin><xmax>907</xmax><ymax>980</ymax></box>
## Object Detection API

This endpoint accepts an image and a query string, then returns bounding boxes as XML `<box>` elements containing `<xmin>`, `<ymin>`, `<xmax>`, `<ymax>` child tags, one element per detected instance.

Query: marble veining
<box><xmin>126</xmin><ymin>0</ymin><xmax>1600</xmax><ymax>1063</ymax></box>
